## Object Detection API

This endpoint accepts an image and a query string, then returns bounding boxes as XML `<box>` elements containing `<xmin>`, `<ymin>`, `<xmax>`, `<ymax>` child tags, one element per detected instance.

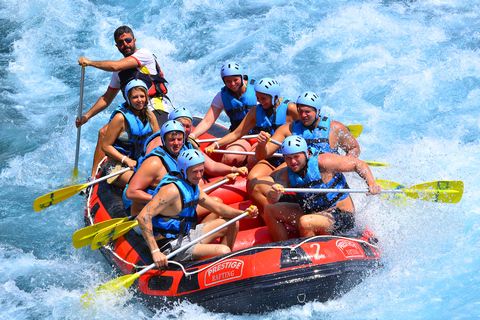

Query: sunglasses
<box><xmin>116</xmin><ymin>37</ymin><xmax>133</xmax><ymax>46</ymax></box>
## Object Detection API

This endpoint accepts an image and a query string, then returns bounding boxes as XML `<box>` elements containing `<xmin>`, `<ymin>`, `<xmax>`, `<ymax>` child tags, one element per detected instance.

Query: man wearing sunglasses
<box><xmin>77</xmin><ymin>25</ymin><xmax>171</xmax><ymax>179</ymax></box>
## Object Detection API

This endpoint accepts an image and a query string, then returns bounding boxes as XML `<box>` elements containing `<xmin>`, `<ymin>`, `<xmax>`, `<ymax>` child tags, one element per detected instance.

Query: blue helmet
<box><xmin>124</xmin><ymin>79</ymin><xmax>148</xmax><ymax>107</ymax></box>
<box><xmin>296</xmin><ymin>91</ymin><xmax>321</xmax><ymax>119</ymax></box>
<box><xmin>254</xmin><ymin>78</ymin><xmax>280</xmax><ymax>106</ymax></box>
<box><xmin>168</xmin><ymin>107</ymin><xmax>193</xmax><ymax>122</ymax></box>
<box><xmin>177</xmin><ymin>149</ymin><xmax>205</xmax><ymax>179</ymax></box>
<box><xmin>221</xmin><ymin>61</ymin><xmax>244</xmax><ymax>80</ymax></box>
<box><xmin>281</xmin><ymin>135</ymin><xmax>308</xmax><ymax>156</ymax></box>
<box><xmin>160</xmin><ymin>120</ymin><xmax>185</xmax><ymax>145</ymax></box>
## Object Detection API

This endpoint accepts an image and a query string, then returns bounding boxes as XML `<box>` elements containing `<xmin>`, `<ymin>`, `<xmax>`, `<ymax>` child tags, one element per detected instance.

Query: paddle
<box><xmin>73</xmin><ymin>65</ymin><xmax>85</xmax><ymax>180</ymax></box>
<box><xmin>33</xmin><ymin>167</ymin><xmax>130</xmax><ymax>212</ymax></box>
<box><xmin>81</xmin><ymin>210</ymin><xmax>251</xmax><ymax>305</ymax></box>
<box><xmin>195</xmin><ymin>124</ymin><xmax>363</xmax><ymax>143</ymax></box>
<box><xmin>72</xmin><ymin>217</ymin><xmax>130</xmax><ymax>249</ymax></box>
<box><xmin>346</xmin><ymin>124</ymin><xmax>362</xmax><ymax>138</ymax></box>
<box><xmin>283</xmin><ymin>180</ymin><xmax>464</xmax><ymax>203</ymax></box>
<box><xmin>208</xmin><ymin>149</ymin><xmax>390</xmax><ymax>167</ymax></box>
<box><xmin>79</xmin><ymin>177</ymin><xmax>233</xmax><ymax>250</ymax></box>
<box><xmin>196</xmin><ymin>134</ymin><xmax>259</xmax><ymax>143</ymax></box>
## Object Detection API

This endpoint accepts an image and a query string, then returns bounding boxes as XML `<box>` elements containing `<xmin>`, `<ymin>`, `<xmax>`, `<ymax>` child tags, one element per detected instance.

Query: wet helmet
<box><xmin>281</xmin><ymin>135</ymin><xmax>308</xmax><ymax>156</ymax></box>
<box><xmin>168</xmin><ymin>107</ymin><xmax>193</xmax><ymax>122</ymax></box>
<box><xmin>124</xmin><ymin>79</ymin><xmax>148</xmax><ymax>107</ymax></box>
<box><xmin>220</xmin><ymin>61</ymin><xmax>244</xmax><ymax>80</ymax></box>
<box><xmin>177</xmin><ymin>149</ymin><xmax>205</xmax><ymax>179</ymax></box>
<box><xmin>254</xmin><ymin>78</ymin><xmax>281</xmax><ymax>106</ymax></box>
<box><xmin>296</xmin><ymin>91</ymin><xmax>322</xmax><ymax>120</ymax></box>
<box><xmin>160</xmin><ymin>120</ymin><xmax>185</xmax><ymax>145</ymax></box>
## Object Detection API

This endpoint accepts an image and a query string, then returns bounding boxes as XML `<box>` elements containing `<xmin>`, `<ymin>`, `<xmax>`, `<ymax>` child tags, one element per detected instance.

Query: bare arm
<box><xmin>285</xmin><ymin>101</ymin><xmax>300</xmax><ymax>123</ymax></box>
<box><xmin>331</xmin><ymin>121</ymin><xmax>360</xmax><ymax>158</ymax></box>
<box><xmin>205</xmin><ymin>107</ymin><xmax>257</xmax><ymax>153</ymax></box>
<box><xmin>76</xmin><ymin>87</ymin><xmax>119</xmax><ymax>128</ymax></box>
<box><xmin>101</xmin><ymin>113</ymin><xmax>136</xmax><ymax>169</ymax></box>
<box><xmin>137</xmin><ymin>183</ymin><xmax>179</xmax><ymax>267</ymax></box>
<box><xmin>318</xmin><ymin>154</ymin><xmax>380</xmax><ymax>194</ymax></box>
<box><xmin>190</xmin><ymin>105</ymin><xmax>222</xmax><ymax>138</ymax></box>
<box><xmin>255</xmin><ymin>122</ymin><xmax>291</xmax><ymax>160</ymax></box>
<box><xmin>125</xmin><ymin>157</ymin><xmax>166</xmax><ymax>203</ymax></box>
<box><xmin>78</xmin><ymin>56</ymin><xmax>139</xmax><ymax>72</ymax></box>
<box><xmin>266</xmin><ymin>168</ymin><xmax>289</xmax><ymax>204</ymax></box>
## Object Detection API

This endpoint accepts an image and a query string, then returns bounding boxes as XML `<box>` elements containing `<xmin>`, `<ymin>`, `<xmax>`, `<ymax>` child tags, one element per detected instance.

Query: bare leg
<box><xmin>247</xmin><ymin>159</ymin><xmax>276</xmax><ymax>184</ymax></box>
<box><xmin>197</xmin><ymin>196</ymin><xmax>222</xmax><ymax>222</ymax></box>
<box><xmin>221</xmin><ymin>139</ymin><xmax>252</xmax><ymax>166</ymax></box>
<box><xmin>299</xmin><ymin>211</ymin><xmax>335</xmax><ymax>236</ymax></box>
<box><xmin>191</xmin><ymin>218</ymin><xmax>239</xmax><ymax>259</ymax></box>
<box><xmin>264</xmin><ymin>202</ymin><xmax>304</xmax><ymax>242</ymax></box>
<box><xmin>91</xmin><ymin>124</ymin><xmax>108</xmax><ymax>177</ymax></box>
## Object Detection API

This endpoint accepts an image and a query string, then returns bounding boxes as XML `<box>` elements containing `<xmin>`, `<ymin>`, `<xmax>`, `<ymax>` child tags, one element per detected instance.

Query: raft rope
<box><xmin>85</xmin><ymin>157</ymin><xmax>381</xmax><ymax>274</ymax></box>
<box><xmin>162</xmin><ymin>235</ymin><xmax>380</xmax><ymax>278</ymax></box>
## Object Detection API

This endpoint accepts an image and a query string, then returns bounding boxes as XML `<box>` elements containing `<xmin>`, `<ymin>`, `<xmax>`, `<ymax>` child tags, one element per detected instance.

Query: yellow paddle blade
<box><xmin>91</xmin><ymin>221</ymin><xmax>138</xmax><ymax>250</ymax></box>
<box><xmin>366</xmin><ymin>161</ymin><xmax>390</xmax><ymax>167</ymax></box>
<box><xmin>376</xmin><ymin>179</ymin><xmax>409</xmax><ymax>206</ymax></box>
<box><xmin>81</xmin><ymin>273</ymin><xmax>140</xmax><ymax>306</ymax></box>
<box><xmin>33</xmin><ymin>183</ymin><xmax>87</xmax><ymax>212</ymax></box>
<box><xmin>72</xmin><ymin>168</ymin><xmax>79</xmax><ymax>180</ymax></box>
<box><xmin>72</xmin><ymin>217</ymin><xmax>130</xmax><ymax>249</ymax></box>
<box><xmin>346</xmin><ymin>124</ymin><xmax>363</xmax><ymax>138</ymax></box>
<box><xmin>406</xmin><ymin>180</ymin><xmax>464</xmax><ymax>204</ymax></box>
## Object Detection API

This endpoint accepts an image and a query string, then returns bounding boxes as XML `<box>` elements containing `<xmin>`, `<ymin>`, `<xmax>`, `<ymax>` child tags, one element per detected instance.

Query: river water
<box><xmin>0</xmin><ymin>0</ymin><xmax>479</xmax><ymax>319</ymax></box>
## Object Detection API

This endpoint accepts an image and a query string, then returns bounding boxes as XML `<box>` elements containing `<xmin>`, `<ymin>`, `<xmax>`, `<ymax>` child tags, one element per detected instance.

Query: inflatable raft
<box><xmin>82</xmin><ymin>118</ymin><xmax>382</xmax><ymax>314</ymax></box>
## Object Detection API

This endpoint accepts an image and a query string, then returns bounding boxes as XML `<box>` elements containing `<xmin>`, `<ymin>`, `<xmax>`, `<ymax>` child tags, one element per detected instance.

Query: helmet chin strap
<box><xmin>306</xmin><ymin>117</ymin><xmax>319</xmax><ymax>131</ymax></box>
<box><xmin>297</xmin><ymin>151</ymin><xmax>311</xmax><ymax>178</ymax></box>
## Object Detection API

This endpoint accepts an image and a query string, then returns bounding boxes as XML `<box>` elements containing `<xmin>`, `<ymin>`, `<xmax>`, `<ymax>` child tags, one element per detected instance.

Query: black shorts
<box><xmin>329</xmin><ymin>207</ymin><xmax>355</xmax><ymax>235</ymax></box>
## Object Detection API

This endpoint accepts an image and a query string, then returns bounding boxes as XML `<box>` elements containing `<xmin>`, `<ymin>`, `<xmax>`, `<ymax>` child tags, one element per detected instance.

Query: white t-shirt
<box><xmin>108</xmin><ymin>48</ymin><xmax>172</xmax><ymax>112</ymax></box>
<box><xmin>211</xmin><ymin>91</ymin><xmax>225</xmax><ymax>110</ymax></box>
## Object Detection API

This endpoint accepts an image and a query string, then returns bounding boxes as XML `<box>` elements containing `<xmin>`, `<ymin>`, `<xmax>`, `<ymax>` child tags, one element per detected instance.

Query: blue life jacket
<box><xmin>287</xmin><ymin>149</ymin><xmax>349</xmax><ymax>212</ymax></box>
<box><xmin>181</xmin><ymin>139</ymin><xmax>195</xmax><ymax>152</ymax></box>
<box><xmin>291</xmin><ymin>116</ymin><xmax>338</xmax><ymax>154</ymax></box>
<box><xmin>125</xmin><ymin>145</ymin><xmax>179</xmax><ymax>210</ymax></box>
<box><xmin>254</xmin><ymin>98</ymin><xmax>290</xmax><ymax>135</ymax></box>
<box><xmin>109</xmin><ymin>102</ymin><xmax>153</xmax><ymax>160</ymax></box>
<box><xmin>221</xmin><ymin>78</ymin><xmax>257</xmax><ymax>132</ymax></box>
<box><xmin>151</xmin><ymin>172</ymin><xmax>199</xmax><ymax>239</ymax></box>
<box><xmin>136</xmin><ymin>145</ymin><xmax>178</xmax><ymax>173</ymax></box>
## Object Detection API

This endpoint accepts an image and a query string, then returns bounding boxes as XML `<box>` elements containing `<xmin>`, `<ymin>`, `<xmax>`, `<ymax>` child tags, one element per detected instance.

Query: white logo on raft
<box><xmin>204</xmin><ymin>259</ymin><xmax>244</xmax><ymax>286</ymax></box>
<box><xmin>336</xmin><ymin>239</ymin><xmax>365</xmax><ymax>258</ymax></box>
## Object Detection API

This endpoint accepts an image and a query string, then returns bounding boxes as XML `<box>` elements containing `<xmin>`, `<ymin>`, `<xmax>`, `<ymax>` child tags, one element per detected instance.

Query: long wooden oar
<box><xmin>208</xmin><ymin>149</ymin><xmax>390</xmax><ymax>167</ymax></box>
<box><xmin>81</xmin><ymin>210</ymin><xmax>251</xmax><ymax>305</ymax></box>
<box><xmin>76</xmin><ymin>177</ymin><xmax>232</xmax><ymax>250</ymax></box>
<box><xmin>283</xmin><ymin>180</ymin><xmax>464</xmax><ymax>203</ymax></box>
<box><xmin>33</xmin><ymin>167</ymin><xmax>130</xmax><ymax>212</ymax></box>
<box><xmin>73</xmin><ymin>65</ymin><xmax>85</xmax><ymax>180</ymax></box>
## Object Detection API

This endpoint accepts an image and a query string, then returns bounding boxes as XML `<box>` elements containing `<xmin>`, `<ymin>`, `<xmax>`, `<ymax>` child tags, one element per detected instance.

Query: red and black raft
<box><xmin>83</xmin><ymin>118</ymin><xmax>382</xmax><ymax>314</ymax></box>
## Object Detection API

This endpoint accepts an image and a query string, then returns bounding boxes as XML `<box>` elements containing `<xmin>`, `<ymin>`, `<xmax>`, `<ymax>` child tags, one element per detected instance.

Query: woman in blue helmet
<box><xmin>205</xmin><ymin>77</ymin><xmax>299</xmax><ymax>181</ymax></box>
<box><xmin>190</xmin><ymin>62</ymin><xmax>258</xmax><ymax>166</ymax></box>
<box><xmin>102</xmin><ymin>79</ymin><xmax>160</xmax><ymax>188</ymax></box>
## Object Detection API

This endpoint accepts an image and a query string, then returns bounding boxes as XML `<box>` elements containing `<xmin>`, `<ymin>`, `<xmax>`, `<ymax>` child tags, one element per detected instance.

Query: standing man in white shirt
<box><xmin>77</xmin><ymin>25</ymin><xmax>172</xmax><ymax>179</ymax></box>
